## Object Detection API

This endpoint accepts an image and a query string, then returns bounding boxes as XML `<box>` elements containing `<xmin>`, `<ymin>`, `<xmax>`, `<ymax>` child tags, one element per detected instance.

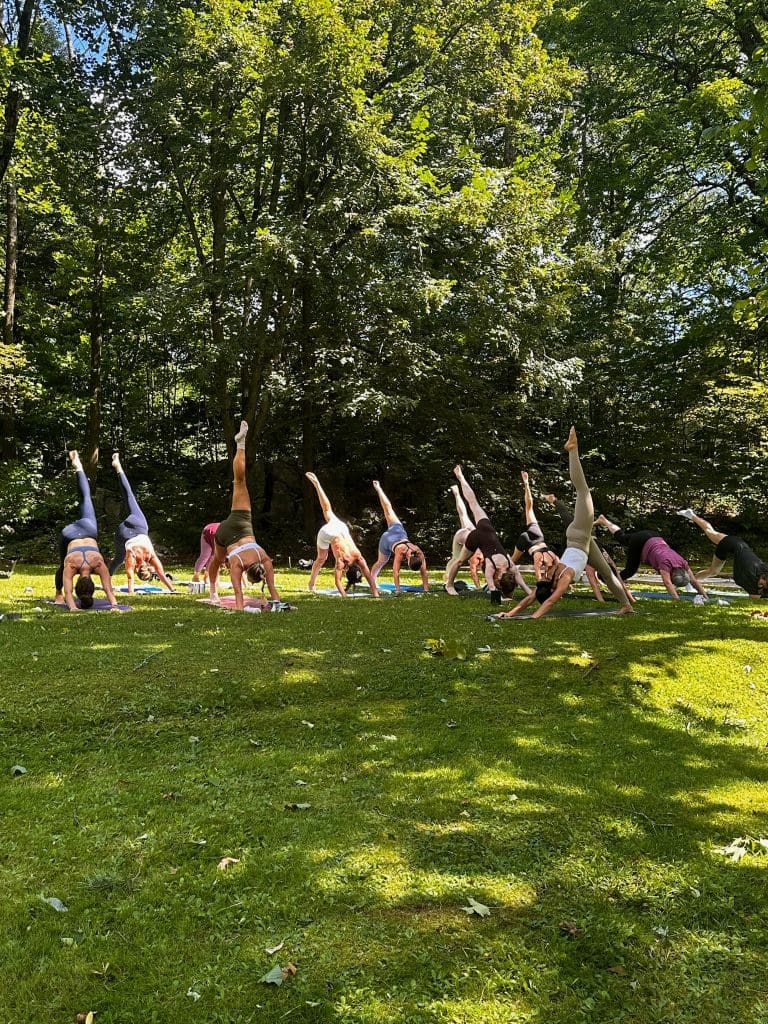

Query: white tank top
<box><xmin>125</xmin><ymin>533</ymin><xmax>154</xmax><ymax>556</ymax></box>
<box><xmin>560</xmin><ymin>546</ymin><xmax>588</xmax><ymax>582</ymax></box>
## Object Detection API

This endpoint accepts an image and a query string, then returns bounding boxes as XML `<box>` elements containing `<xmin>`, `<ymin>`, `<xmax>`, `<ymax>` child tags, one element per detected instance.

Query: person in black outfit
<box><xmin>678</xmin><ymin>508</ymin><xmax>768</xmax><ymax>598</ymax></box>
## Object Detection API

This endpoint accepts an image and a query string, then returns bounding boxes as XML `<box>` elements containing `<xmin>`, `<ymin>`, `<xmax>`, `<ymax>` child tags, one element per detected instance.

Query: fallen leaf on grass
<box><xmin>217</xmin><ymin>857</ymin><xmax>240</xmax><ymax>871</ymax></box>
<box><xmin>461</xmin><ymin>897</ymin><xmax>490</xmax><ymax>917</ymax></box>
<box><xmin>187</xmin><ymin>987</ymin><xmax>201</xmax><ymax>1001</ymax></box>
<box><xmin>40</xmin><ymin>895</ymin><xmax>68</xmax><ymax>912</ymax></box>
<box><xmin>301</xmin><ymin>720</ymin><xmax>315</xmax><ymax>729</ymax></box>
<box><xmin>11</xmin><ymin>764</ymin><xmax>27</xmax><ymax>776</ymax></box>
<box><xmin>75</xmin><ymin>1013</ymin><xmax>95</xmax><ymax>1024</ymax></box>
<box><xmin>284</xmin><ymin>803</ymin><xmax>312</xmax><ymax>811</ymax></box>
<box><xmin>607</xmin><ymin>965</ymin><xmax>627</xmax><ymax>976</ymax></box>
<box><xmin>265</xmin><ymin>940</ymin><xmax>284</xmax><ymax>955</ymax></box>
<box><xmin>715</xmin><ymin>836</ymin><xmax>768</xmax><ymax>861</ymax></box>
<box><xmin>259</xmin><ymin>965</ymin><xmax>285</xmax><ymax>986</ymax></box>
<box><xmin>558</xmin><ymin>920</ymin><xmax>580</xmax><ymax>938</ymax></box>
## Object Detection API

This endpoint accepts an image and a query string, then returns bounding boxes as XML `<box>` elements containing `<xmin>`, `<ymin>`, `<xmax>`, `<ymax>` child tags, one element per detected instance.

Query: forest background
<box><xmin>0</xmin><ymin>0</ymin><xmax>765</xmax><ymax>563</ymax></box>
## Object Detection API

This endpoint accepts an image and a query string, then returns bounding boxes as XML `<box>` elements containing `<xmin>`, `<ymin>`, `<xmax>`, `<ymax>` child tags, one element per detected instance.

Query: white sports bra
<box><xmin>560</xmin><ymin>546</ymin><xmax>589</xmax><ymax>582</ymax></box>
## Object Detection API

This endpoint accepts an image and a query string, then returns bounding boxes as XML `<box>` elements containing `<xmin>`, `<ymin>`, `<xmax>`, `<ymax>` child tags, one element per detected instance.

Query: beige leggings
<box><xmin>565</xmin><ymin>447</ymin><xmax>593</xmax><ymax>552</ymax></box>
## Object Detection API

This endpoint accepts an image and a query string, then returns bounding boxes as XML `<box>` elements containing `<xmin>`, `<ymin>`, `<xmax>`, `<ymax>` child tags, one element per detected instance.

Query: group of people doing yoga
<box><xmin>56</xmin><ymin>421</ymin><xmax>768</xmax><ymax>613</ymax></box>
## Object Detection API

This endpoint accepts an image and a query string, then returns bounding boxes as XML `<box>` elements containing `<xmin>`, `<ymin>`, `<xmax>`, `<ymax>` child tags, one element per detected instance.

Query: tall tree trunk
<box><xmin>84</xmin><ymin>214</ymin><xmax>104</xmax><ymax>483</ymax></box>
<box><xmin>0</xmin><ymin>0</ymin><xmax>38</xmax><ymax>188</ymax></box>
<box><xmin>1</xmin><ymin>181</ymin><xmax>18</xmax><ymax>460</ymax></box>
<box><xmin>299</xmin><ymin>274</ymin><xmax>316</xmax><ymax>538</ymax></box>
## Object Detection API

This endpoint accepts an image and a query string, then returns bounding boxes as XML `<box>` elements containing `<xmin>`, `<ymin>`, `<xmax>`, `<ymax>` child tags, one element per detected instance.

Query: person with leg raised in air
<box><xmin>207</xmin><ymin>421</ymin><xmax>280</xmax><ymax>611</ymax></box>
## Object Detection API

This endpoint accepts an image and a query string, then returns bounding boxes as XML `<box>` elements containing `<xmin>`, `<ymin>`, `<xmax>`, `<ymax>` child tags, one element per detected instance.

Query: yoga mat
<box><xmin>315</xmin><ymin>588</ymin><xmax>375</xmax><ymax>598</ymax></box>
<box><xmin>116</xmin><ymin>584</ymin><xmax>168</xmax><ymax>594</ymax></box>
<box><xmin>489</xmin><ymin>607</ymin><xmax>629</xmax><ymax>621</ymax></box>
<box><xmin>374</xmin><ymin>582</ymin><xmax>426</xmax><ymax>593</ymax></box>
<box><xmin>633</xmin><ymin>590</ymin><xmax>742</xmax><ymax>601</ymax></box>
<box><xmin>47</xmin><ymin>599</ymin><xmax>132</xmax><ymax>612</ymax></box>
<box><xmin>197</xmin><ymin>596</ymin><xmax>296</xmax><ymax>612</ymax></box>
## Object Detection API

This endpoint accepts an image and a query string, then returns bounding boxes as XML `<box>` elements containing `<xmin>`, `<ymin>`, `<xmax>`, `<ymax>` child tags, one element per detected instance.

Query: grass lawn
<box><xmin>1</xmin><ymin>566</ymin><xmax>768</xmax><ymax>1024</ymax></box>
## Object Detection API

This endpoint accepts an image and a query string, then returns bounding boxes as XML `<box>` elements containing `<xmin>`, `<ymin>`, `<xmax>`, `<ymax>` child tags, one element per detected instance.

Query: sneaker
<box><xmin>677</xmin><ymin>508</ymin><xmax>695</xmax><ymax>520</ymax></box>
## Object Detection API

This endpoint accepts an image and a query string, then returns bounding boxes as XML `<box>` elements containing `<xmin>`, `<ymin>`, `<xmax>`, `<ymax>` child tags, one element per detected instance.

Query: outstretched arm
<box><xmin>392</xmin><ymin>548</ymin><xmax>404</xmax><ymax>592</ymax></box>
<box><xmin>62</xmin><ymin>567</ymin><xmax>79</xmax><ymax>612</ymax></box>
<box><xmin>512</xmin><ymin>563</ymin><xmax>532</xmax><ymax>596</ymax></box>
<box><xmin>150</xmin><ymin>554</ymin><xmax>176</xmax><ymax>593</ymax></box>
<box><xmin>358</xmin><ymin>557</ymin><xmax>379</xmax><ymax>598</ymax></box>
<box><xmin>97</xmin><ymin>566</ymin><xmax>119</xmax><ymax>608</ymax></box>
<box><xmin>659</xmin><ymin>569</ymin><xmax>680</xmax><ymax>599</ymax></box>
<box><xmin>497</xmin><ymin>590</ymin><xmax>538</xmax><ymax>618</ymax></box>
<box><xmin>531</xmin><ymin>575</ymin><xmax>572</xmax><ymax>619</ymax></box>
<box><xmin>263</xmin><ymin>557</ymin><xmax>280</xmax><ymax>601</ymax></box>
<box><xmin>230</xmin><ymin>563</ymin><xmax>245</xmax><ymax>611</ymax></box>
<box><xmin>469</xmin><ymin>550</ymin><xmax>483</xmax><ymax>588</ymax></box>
<box><xmin>418</xmin><ymin>556</ymin><xmax>429</xmax><ymax>592</ymax></box>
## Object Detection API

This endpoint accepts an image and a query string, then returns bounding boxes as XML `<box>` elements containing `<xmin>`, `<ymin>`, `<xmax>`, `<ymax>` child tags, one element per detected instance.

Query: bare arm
<box><xmin>125</xmin><ymin>551</ymin><xmax>135</xmax><ymax>595</ymax></box>
<box><xmin>263</xmin><ymin>557</ymin><xmax>280</xmax><ymax>601</ymax></box>
<box><xmin>498</xmin><ymin>590</ymin><xmax>538</xmax><ymax>618</ymax></box>
<box><xmin>531</xmin><ymin>574</ymin><xmax>573</xmax><ymax>619</ymax></box>
<box><xmin>358</xmin><ymin>557</ymin><xmax>379</xmax><ymax>597</ymax></box>
<box><xmin>150</xmin><ymin>554</ymin><xmax>176</xmax><ymax>592</ymax></box>
<box><xmin>687</xmin><ymin>572</ymin><xmax>707</xmax><ymax>598</ymax></box>
<box><xmin>660</xmin><ymin>569</ymin><xmax>680</xmax><ymax>599</ymax></box>
<box><xmin>419</xmin><ymin>556</ymin><xmax>429</xmax><ymax>592</ymax></box>
<box><xmin>231</xmin><ymin>563</ymin><xmax>245</xmax><ymax>611</ymax></box>
<box><xmin>333</xmin><ymin>560</ymin><xmax>347</xmax><ymax>597</ymax></box>
<box><xmin>469</xmin><ymin>552</ymin><xmax>483</xmax><ymax>589</ymax></box>
<box><xmin>513</xmin><ymin>564</ymin><xmax>532</xmax><ymax>596</ymax></box>
<box><xmin>97</xmin><ymin>565</ymin><xmax>119</xmax><ymax>608</ymax></box>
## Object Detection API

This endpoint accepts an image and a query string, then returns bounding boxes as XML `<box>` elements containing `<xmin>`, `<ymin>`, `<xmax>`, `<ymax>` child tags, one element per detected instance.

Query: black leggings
<box><xmin>110</xmin><ymin>472</ymin><xmax>149</xmax><ymax>574</ymax></box>
<box><xmin>615</xmin><ymin>529</ymin><xmax>660</xmax><ymax>581</ymax></box>
<box><xmin>56</xmin><ymin>470</ymin><xmax>98</xmax><ymax>591</ymax></box>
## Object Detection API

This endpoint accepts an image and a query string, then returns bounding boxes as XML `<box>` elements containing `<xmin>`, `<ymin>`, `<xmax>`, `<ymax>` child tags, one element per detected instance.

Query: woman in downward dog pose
<box><xmin>306</xmin><ymin>472</ymin><xmax>379</xmax><ymax>597</ymax></box>
<box><xmin>543</xmin><ymin>493</ymin><xmax>633</xmax><ymax>605</ymax></box>
<box><xmin>595</xmin><ymin>515</ymin><xmax>707</xmax><ymax>600</ymax></box>
<box><xmin>207</xmin><ymin>421</ymin><xmax>280</xmax><ymax>610</ymax></box>
<box><xmin>445</xmin><ymin>466</ymin><xmax>531</xmax><ymax>604</ymax></box>
<box><xmin>448</xmin><ymin>484</ymin><xmax>484</xmax><ymax>590</ymax></box>
<box><xmin>54</xmin><ymin>450</ymin><xmax>119</xmax><ymax>612</ymax></box>
<box><xmin>678</xmin><ymin>508</ymin><xmax>768</xmax><ymax>599</ymax></box>
<box><xmin>498</xmin><ymin>428</ymin><xmax>633</xmax><ymax>619</ymax></box>
<box><xmin>109</xmin><ymin>454</ymin><xmax>176</xmax><ymax>594</ymax></box>
<box><xmin>370</xmin><ymin>480</ymin><xmax>429</xmax><ymax>592</ymax></box>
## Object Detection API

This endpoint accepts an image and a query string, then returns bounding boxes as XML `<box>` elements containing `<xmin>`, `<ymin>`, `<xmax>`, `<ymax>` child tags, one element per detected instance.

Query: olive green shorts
<box><xmin>215</xmin><ymin>509</ymin><xmax>254</xmax><ymax>549</ymax></box>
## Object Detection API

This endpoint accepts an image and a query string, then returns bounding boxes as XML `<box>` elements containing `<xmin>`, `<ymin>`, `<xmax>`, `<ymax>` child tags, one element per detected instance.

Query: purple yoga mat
<box><xmin>47</xmin><ymin>599</ymin><xmax>132</xmax><ymax>612</ymax></box>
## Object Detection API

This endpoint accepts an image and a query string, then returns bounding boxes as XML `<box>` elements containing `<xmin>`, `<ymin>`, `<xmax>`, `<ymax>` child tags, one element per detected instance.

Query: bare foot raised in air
<box><xmin>305</xmin><ymin>471</ymin><xmax>319</xmax><ymax>485</ymax></box>
<box><xmin>112</xmin><ymin>452</ymin><xmax>123</xmax><ymax>473</ymax></box>
<box><xmin>453</xmin><ymin>464</ymin><xmax>464</xmax><ymax>480</ymax></box>
<box><xmin>68</xmin><ymin>449</ymin><xmax>83</xmax><ymax>472</ymax></box>
<box><xmin>564</xmin><ymin>426</ymin><xmax>578</xmax><ymax>451</ymax></box>
<box><xmin>521</xmin><ymin>470</ymin><xmax>528</xmax><ymax>484</ymax></box>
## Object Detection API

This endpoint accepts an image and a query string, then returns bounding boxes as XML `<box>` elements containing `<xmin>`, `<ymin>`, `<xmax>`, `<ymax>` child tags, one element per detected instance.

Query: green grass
<box><xmin>2</xmin><ymin>566</ymin><xmax>768</xmax><ymax>1024</ymax></box>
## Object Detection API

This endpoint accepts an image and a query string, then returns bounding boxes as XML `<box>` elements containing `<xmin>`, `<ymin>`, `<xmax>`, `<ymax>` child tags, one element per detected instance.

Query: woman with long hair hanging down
<box><xmin>109</xmin><ymin>453</ymin><xmax>176</xmax><ymax>594</ymax></box>
<box><xmin>207</xmin><ymin>421</ymin><xmax>281</xmax><ymax>610</ymax></box>
<box><xmin>498</xmin><ymin>428</ymin><xmax>634</xmax><ymax>619</ymax></box>
<box><xmin>444</xmin><ymin>466</ymin><xmax>531</xmax><ymax>604</ymax></box>
<box><xmin>55</xmin><ymin>450</ymin><xmax>119</xmax><ymax>612</ymax></box>
<box><xmin>306</xmin><ymin>472</ymin><xmax>379</xmax><ymax>597</ymax></box>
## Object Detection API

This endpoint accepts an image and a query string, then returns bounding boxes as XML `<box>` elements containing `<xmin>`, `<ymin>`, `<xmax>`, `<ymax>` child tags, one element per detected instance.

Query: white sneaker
<box><xmin>677</xmin><ymin>508</ymin><xmax>695</xmax><ymax>520</ymax></box>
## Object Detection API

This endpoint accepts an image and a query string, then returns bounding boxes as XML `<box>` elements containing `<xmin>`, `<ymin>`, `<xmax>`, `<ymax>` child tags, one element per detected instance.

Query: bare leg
<box><xmin>309</xmin><ymin>545</ymin><xmax>330</xmax><ymax>592</ymax></box>
<box><xmin>232</xmin><ymin>422</ymin><xmax>251</xmax><ymax>510</ymax></box>
<box><xmin>373</xmin><ymin>480</ymin><xmax>399</xmax><ymax>527</ymax></box>
<box><xmin>685</xmin><ymin>511</ymin><xmax>726</xmax><ymax>546</ymax></box>
<box><xmin>446</xmin><ymin>544</ymin><xmax>473</xmax><ymax>595</ymax></box>
<box><xmin>453</xmin><ymin>465</ymin><xmax>487</xmax><ymax>524</ymax></box>
<box><xmin>521</xmin><ymin>471</ymin><xmax>537</xmax><ymax>526</ymax></box>
<box><xmin>595</xmin><ymin>514</ymin><xmax>620</xmax><ymax>535</ymax></box>
<box><xmin>451</xmin><ymin>485</ymin><xmax>474</xmax><ymax>532</ymax></box>
<box><xmin>306</xmin><ymin>472</ymin><xmax>334</xmax><ymax>524</ymax></box>
<box><xmin>588</xmin><ymin>541</ymin><xmax>633</xmax><ymax>611</ymax></box>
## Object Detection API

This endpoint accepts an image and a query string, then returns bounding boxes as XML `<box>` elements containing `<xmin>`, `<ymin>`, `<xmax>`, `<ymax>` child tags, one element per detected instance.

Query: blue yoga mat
<box><xmin>632</xmin><ymin>590</ymin><xmax>738</xmax><ymax>601</ymax></box>
<box><xmin>375</xmin><ymin>582</ymin><xmax>426</xmax><ymax>593</ymax></box>
<box><xmin>116</xmin><ymin>584</ymin><xmax>168</xmax><ymax>594</ymax></box>
<box><xmin>489</xmin><ymin>607</ymin><xmax>628</xmax><ymax>621</ymax></box>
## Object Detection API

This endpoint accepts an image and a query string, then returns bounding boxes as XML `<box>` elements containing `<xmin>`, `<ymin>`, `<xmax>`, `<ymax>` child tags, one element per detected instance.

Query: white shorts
<box><xmin>317</xmin><ymin>516</ymin><xmax>351</xmax><ymax>550</ymax></box>
<box><xmin>560</xmin><ymin>546</ymin><xmax>589</xmax><ymax>582</ymax></box>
